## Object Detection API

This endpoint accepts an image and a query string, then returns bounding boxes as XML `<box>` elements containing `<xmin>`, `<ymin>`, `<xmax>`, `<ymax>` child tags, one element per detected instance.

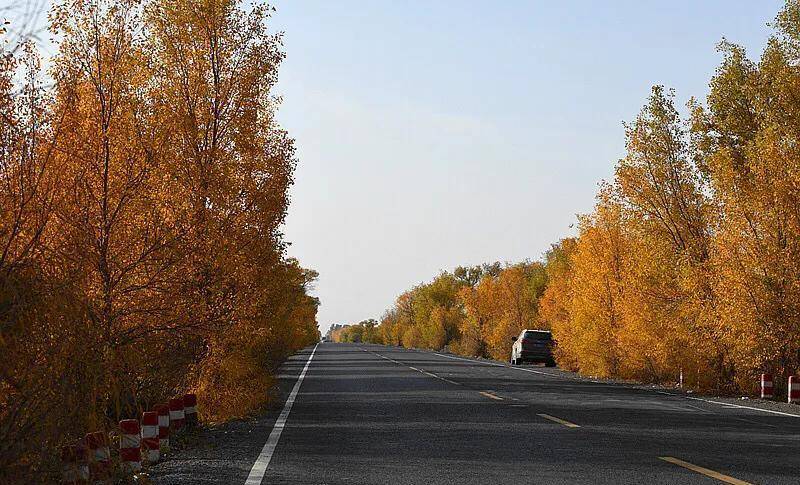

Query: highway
<box><xmin>154</xmin><ymin>343</ymin><xmax>800</xmax><ymax>484</ymax></box>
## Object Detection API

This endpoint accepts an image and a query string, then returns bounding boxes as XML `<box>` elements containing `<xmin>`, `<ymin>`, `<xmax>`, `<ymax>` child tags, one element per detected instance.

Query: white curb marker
<box><xmin>245</xmin><ymin>344</ymin><xmax>319</xmax><ymax>485</ymax></box>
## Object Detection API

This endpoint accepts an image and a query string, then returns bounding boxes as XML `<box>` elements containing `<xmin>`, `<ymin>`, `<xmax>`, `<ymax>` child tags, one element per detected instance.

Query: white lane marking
<box><xmin>679</xmin><ymin>394</ymin><xmax>800</xmax><ymax>418</ymax></box>
<box><xmin>431</xmin><ymin>350</ymin><xmax>800</xmax><ymax>420</ymax></box>
<box><xmin>366</xmin><ymin>349</ymin><xmax>466</xmax><ymax>387</ymax></box>
<box><xmin>244</xmin><ymin>344</ymin><xmax>319</xmax><ymax>485</ymax></box>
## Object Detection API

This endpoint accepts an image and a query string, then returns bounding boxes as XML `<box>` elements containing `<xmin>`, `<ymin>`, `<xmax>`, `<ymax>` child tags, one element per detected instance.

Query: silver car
<box><xmin>510</xmin><ymin>329</ymin><xmax>556</xmax><ymax>366</ymax></box>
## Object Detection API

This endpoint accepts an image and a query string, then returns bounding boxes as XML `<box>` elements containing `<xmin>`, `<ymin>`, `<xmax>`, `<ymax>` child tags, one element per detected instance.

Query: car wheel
<box><xmin>545</xmin><ymin>360</ymin><xmax>556</xmax><ymax>368</ymax></box>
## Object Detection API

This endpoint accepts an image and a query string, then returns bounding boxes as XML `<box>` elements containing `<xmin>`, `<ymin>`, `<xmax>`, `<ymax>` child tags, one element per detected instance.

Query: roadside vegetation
<box><xmin>336</xmin><ymin>1</ymin><xmax>800</xmax><ymax>398</ymax></box>
<box><xmin>0</xmin><ymin>0</ymin><xmax>319</xmax><ymax>481</ymax></box>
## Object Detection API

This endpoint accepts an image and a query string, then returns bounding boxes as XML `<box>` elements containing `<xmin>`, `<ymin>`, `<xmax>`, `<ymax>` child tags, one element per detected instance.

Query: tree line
<box><xmin>337</xmin><ymin>1</ymin><xmax>800</xmax><ymax>400</ymax></box>
<box><xmin>0</xmin><ymin>0</ymin><xmax>319</xmax><ymax>481</ymax></box>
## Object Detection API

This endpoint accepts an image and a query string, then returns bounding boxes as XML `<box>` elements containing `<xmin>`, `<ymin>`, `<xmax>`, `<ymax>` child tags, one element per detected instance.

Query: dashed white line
<box><xmin>365</xmin><ymin>348</ymin><xmax>465</xmax><ymax>387</ymax></box>
<box><xmin>430</xmin><ymin>350</ymin><xmax>800</xmax><ymax>420</ymax></box>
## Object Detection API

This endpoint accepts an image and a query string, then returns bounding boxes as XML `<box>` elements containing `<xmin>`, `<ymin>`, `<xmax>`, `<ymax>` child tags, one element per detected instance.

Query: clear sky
<box><xmin>269</xmin><ymin>1</ymin><xmax>782</xmax><ymax>333</ymax></box>
<box><xmin>1</xmin><ymin>1</ymin><xmax>784</xmax><ymax>333</ymax></box>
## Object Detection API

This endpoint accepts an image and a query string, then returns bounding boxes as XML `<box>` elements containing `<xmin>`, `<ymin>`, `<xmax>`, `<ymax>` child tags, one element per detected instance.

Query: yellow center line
<box><xmin>479</xmin><ymin>391</ymin><xmax>503</xmax><ymax>401</ymax></box>
<box><xmin>537</xmin><ymin>413</ymin><xmax>580</xmax><ymax>428</ymax></box>
<box><xmin>659</xmin><ymin>457</ymin><xmax>752</xmax><ymax>485</ymax></box>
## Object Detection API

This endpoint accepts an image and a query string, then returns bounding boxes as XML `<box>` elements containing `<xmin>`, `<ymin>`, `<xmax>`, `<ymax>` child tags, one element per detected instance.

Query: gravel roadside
<box><xmin>148</xmin><ymin>349</ymin><xmax>312</xmax><ymax>484</ymax></box>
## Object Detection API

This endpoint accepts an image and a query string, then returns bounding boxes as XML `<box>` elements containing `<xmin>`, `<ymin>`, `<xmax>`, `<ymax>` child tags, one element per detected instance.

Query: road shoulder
<box><xmin>149</xmin><ymin>347</ymin><xmax>315</xmax><ymax>485</ymax></box>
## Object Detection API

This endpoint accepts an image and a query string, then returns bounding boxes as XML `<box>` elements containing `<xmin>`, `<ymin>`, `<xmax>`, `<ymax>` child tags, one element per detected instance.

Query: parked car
<box><xmin>510</xmin><ymin>329</ymin><xmax>556</xmax><ymax>367</ymax></box>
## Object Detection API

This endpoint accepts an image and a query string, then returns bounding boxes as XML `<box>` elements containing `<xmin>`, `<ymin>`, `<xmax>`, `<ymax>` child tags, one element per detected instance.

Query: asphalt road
<box><xmin>154</xmin><ymin>342</ymin><xmax>800</xmax><ymax>484</ymax></box>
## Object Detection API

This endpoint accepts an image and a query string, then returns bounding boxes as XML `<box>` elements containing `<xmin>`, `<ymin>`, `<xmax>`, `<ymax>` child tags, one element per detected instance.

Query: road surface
<box><xmin>153</xmin><ymin>343</ymin><xmax>800</xmax><ymax>484</ymax></box>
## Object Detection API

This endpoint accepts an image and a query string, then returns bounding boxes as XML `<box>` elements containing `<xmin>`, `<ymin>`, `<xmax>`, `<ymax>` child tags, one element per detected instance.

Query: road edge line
<box><xmin>244</xmin><ymin>343</ymin><xmax>319</xmax><ymax>485</ymax></box>
<box><xmin>432</xmin><ymin>349</ymin><xmax>800</xmax><ymax>418</ymax></box>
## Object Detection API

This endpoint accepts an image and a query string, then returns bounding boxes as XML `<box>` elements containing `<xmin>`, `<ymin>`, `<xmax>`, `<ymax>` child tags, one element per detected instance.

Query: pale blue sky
<box><xmin>2</xmin><ymin>1</ymin><xmax>784</xmax><ymax>332</ymax></box>
<box><xmin>269</xmin><ymin>1</ymin><xmax>782</xmax><ymax>332</ymax></box>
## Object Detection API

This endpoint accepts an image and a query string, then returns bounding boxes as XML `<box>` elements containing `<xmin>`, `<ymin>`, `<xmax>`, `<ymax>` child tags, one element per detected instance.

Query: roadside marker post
<box><xmin>169</xmin><ymin>397</ymin><xmax>186</xmax><ymax>431</ymax></box>
<box><xmin>141</xmin><ymin>411</ymin><xmax>160</xmax><ymax>463</ymax></box>
<box><xmin>119</xmin><ymin>419</ymin><xmax>142</xmax><ymax>473</ymax></box>
<box><xmin>761</xmin><ymin>373</ymin><xmax>773</xmax><ymax>399</ymax></box>
<box><xmin>155</xmin><ymin>404</ymin><xmax>171</xmax><ymax>452</ymax></box>
<box><xmin>789</xmin><ymin>376</ymin><xmax>800</xmax><ymax>404</ymax></box>
<box><xmin>60</xmin><ymin>441</ymin><xmax>89</xmax><ymax>484</ymax></box>
<box><xmin>183</xmin><ymin>393</ymin><xmax>198</xmax><ymax>427</ymax></box>
<box><xmin>85</xmin><ymin>431</ymin><xmax>111</xmax><ymax>479</ymax></box>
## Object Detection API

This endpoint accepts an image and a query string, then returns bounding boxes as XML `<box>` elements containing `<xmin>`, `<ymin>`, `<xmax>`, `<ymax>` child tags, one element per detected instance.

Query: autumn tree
<box><xmin>614</xmin><ymin>86</ymin><xmax>716</xmax><ymax>385</ymax></box>
<box><xmin>691</xmin><ymin>4</ymin><xmax>800</xmax><ymax>388</ymax></box>
<box><xmin>374</xmin><ymin>263</ymin><xmax>546</xmax><ymax>361</ymax></box>
<box><xmin>369</xmin><ymin>0</ymin><xmax>800</xmax><ymax>398</ymax></box>
<box><xmin>47</xmin><ymin>0</ymin><xmax>191</xmax><ymax>422</ymax></box>
<box><xmin>0</xmin><ymin>0</ymin><xmax>318</xmax><ymax>479</ymax></box>
<box><xmin>539</xmin><ymin>238</ymin><xmax>578</xmax><ymax>369</ymax></box>
<box><xmin>0</xmin><ymin>42</ymin><xmax>84</xmax><ymax>481</ymax></box>
<box><xmin>144</xmin><ymin>0</ymin><xmax>303</xmax><ymax>417</ymax></box>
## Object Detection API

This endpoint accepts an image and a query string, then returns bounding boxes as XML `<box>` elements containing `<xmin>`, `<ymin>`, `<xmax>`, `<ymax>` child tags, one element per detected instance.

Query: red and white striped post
<box><xmin>85</xmin><ymin>431</ymin><xmax>110</xmax><ymax>479</ymax></box>
<box><xmin>155</xmin><ymin>404</ymin><xmax>170</xmax><ymax>452</ymax></box>
<box><xmin>119</xmin><ymin>419</ymin><xmax>142</xmax><ymax>473</ymax></box>
<box><xmin>141</xmin><ymin>411</ymin><xmax>160</xmax><ymax>463</ymax></box>
<box><xmin>789</xmin><ymin>376</ymin><xmax>800</xmax><ymax>404</ymax></box>
<box><xmin>761</xmin><ymin>373</ymin><xmax>774</xmax><ymax>399</ymax></box>
<box><xmin>183</xmin><ymin>393</ymin><xmax>198</xmax><ymax>427</ymax></box>
<box><xmin>169</xmin><ymin>397</ymin><xmax>185</xmax><ymax>431</ymax></box>
<box><xmin>61</xmin><ymin>441</ymin><xmax>89</xmax><ymax>484</ymax></box>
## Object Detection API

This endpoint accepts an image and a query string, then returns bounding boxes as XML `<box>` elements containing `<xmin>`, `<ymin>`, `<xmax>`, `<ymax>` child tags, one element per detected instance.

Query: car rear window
<box><xmin>524</xmin><ymin>331</ymin><xmax>551</xmax><ymax>341</ymax></box>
